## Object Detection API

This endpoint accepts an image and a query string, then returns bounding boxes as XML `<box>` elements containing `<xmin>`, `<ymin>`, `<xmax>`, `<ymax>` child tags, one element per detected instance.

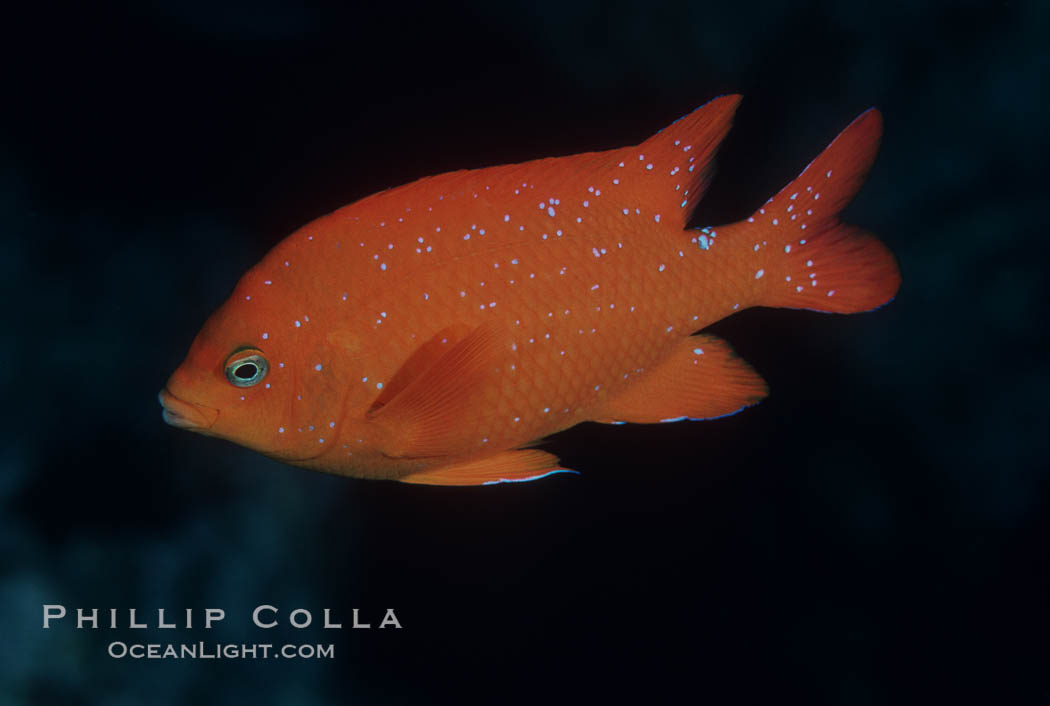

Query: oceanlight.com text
<box><xmin>107</xmin><ymin>641</ymin><xmax>335</xmax><ymax>660</ymax></box>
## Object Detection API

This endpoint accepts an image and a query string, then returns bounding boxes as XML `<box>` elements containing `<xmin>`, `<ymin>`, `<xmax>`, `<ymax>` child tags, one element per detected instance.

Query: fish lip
<box><xmin>158</xmin><ymin>389</ymin><xmax>219</xmax><ymax>431</ymax></box>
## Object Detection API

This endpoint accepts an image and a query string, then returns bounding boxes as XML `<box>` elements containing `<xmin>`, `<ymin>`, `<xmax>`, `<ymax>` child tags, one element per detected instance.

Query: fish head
<box><xmin>160</xmin><ymin>269</ymin><xmax>354</xmax><ymax>464</ymax></box>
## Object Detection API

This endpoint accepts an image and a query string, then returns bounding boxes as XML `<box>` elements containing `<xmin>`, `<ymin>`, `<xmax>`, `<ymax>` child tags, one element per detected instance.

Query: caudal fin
<box><xmin>718</xmin><ymin>109</ymin><xmax>900</xmax><ymax>314</ymax></box>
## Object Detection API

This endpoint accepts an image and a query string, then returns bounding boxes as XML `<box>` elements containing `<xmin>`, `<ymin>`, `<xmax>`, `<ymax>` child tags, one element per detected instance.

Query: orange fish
<box><xmin>159</xmin><ymin>95</ymin><xmax>900</xmax><ymax>485</ymax></box>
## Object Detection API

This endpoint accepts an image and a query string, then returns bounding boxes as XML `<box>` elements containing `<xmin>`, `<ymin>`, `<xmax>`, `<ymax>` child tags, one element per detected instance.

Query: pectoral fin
<box><xmin>368</xmin><ymin>323</ymin><xmax>473</xmax><ymax>413</ymax></box>
<box><xmin>369</xmin><ymin>322</ymin><xmax>504</xmax><ymax>458</ymax></box>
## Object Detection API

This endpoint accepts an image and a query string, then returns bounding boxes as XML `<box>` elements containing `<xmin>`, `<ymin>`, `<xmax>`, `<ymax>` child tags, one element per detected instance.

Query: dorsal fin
<box><xmin>338</xmin><ymin>95</ymin><xmax>740</xmax><ymax>238</ymax></box>
<box><xmin>610</xmin><ymin>94</ymin><xmax>741</xmax><ymax>228</ymax></box>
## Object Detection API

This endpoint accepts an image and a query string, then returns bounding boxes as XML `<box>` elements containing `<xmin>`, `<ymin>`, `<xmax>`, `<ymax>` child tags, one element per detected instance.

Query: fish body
<box><xmin>160</xmin><ymin>96</ymin><xmax>900</xmax><ymax>485</ymax></box>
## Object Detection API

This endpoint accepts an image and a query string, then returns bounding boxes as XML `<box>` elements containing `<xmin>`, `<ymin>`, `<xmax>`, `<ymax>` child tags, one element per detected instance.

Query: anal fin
<box><xmin>595</xmin><ymin>334</ymin><xmax>767</xmax><ymax>424</ymax></box>
<box><xmin>400</xmin><ymin>449</ymin><xmax>577</xmax><ymax>486</ymax></box>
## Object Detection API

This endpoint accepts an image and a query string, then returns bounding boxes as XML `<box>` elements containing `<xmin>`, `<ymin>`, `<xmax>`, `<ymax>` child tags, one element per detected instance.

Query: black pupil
<box><xmin>234</xmin><ymin>362</ymin><xmax>258</xmax><ymax>380</ymax></box>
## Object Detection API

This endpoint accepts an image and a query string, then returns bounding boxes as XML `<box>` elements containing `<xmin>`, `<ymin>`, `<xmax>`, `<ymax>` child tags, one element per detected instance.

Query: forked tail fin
<box><xmin>716</xmin><ymin>109</ymin><xmax>900</xmax><ymax>314</ymax></box>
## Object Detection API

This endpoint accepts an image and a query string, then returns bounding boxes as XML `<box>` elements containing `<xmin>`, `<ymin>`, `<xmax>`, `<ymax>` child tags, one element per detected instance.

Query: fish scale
<box><xmin>342</xmin><ymin>184</ymin><xmax>670</xmax><ymax>444</ymax></box>
<box><xmin>160</xmin><ymin>95</ymin><xmax>900</xmax><ymax>485</ymax></box>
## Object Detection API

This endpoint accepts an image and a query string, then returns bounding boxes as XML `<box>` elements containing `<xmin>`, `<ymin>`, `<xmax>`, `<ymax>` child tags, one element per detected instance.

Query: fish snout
<box><xmin>158</xmin><ymin>388</ymin><xmax>218</xmax><ymax>431</ymax></box>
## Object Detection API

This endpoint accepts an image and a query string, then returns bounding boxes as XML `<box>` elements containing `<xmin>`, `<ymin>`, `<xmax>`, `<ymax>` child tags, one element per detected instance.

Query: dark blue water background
<box><xmin>3</xmin><ymin>1</ymin><xmax>1047</xmax><ymax>703</ymax></box>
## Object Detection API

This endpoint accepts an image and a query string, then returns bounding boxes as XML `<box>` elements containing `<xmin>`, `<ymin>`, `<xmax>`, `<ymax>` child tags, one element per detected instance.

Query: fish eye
<box><xmin>225</xmin><ymin>351</ymin><xmax>268</xmax><ymax>387</ymax></box>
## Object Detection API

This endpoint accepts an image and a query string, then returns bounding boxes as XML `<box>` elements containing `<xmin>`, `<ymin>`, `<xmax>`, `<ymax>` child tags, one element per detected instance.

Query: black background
<box><xmin>4</xmin><ymin>1</ymin><xmax>1048</xmax><ymax>704</ymax></box>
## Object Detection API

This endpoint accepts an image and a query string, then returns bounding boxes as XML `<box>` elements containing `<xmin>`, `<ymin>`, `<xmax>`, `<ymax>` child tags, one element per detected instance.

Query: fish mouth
<box><xmin>158</xmin><ymin>389</ymin><xmax>219</xmax><ymax>431</ymax></box>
